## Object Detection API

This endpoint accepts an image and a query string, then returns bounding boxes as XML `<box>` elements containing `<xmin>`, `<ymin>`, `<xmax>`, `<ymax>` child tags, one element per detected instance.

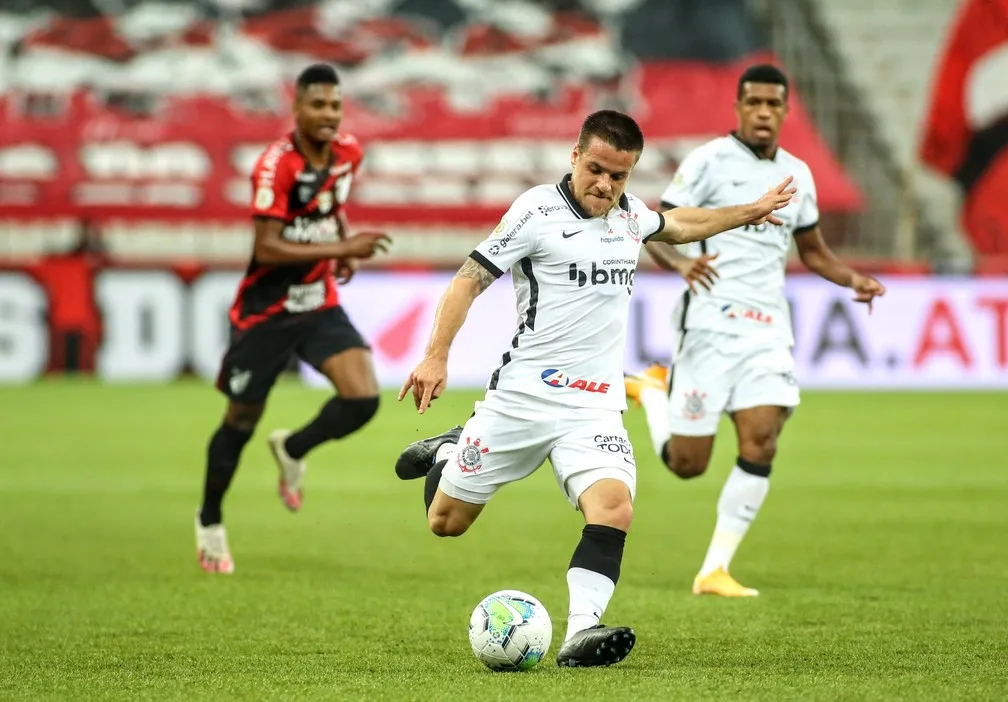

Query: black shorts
<box><xmin>215</xmin><ymin>305</ymin><xmax>368</xmax><ymax>403</ymax></box>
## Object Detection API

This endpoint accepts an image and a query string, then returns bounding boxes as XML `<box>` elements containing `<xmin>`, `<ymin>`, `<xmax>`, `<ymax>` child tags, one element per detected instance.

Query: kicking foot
<box><xmin>692</xmin><ymin>567</ymin><xmax>759</xmax><ymax>597</ymax></box>
<box><xmin>624</xmin><ymin>363</ymin><xmax>669</xmax><ymax>407</ymax></box>
<box><xmin>556</xmin><ymin>624</ymin><xmax>636</xmax><ymax>667</ymax></box>
<box><xmin>394</xmin><ymin>425</ymin><xmax>463</xmax><ymax>480</ymax></box>
<box><xmin>268</xmin><ymin>429</ymin><xmax>305</xmax><ymax>512</ymax></box>
<box><xmin>195</xmin><ymin>511</ymin><xmax>235</xmax><ymax>574</ymax></box>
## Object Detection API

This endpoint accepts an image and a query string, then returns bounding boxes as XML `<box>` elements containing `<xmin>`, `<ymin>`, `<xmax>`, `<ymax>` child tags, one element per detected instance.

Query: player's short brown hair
<box><xmin>577</xmin><ymin>110</ymin><xmax>644</xmax><ymax>154</ymax></box>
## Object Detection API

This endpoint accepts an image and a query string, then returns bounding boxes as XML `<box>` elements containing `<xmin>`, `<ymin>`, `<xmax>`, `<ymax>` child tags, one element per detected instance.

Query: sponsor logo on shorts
<box><xmin>540</xmin><ymin>369</ymin><xmax>610</xmax><ymax>393</ymax></box>
<box><xmin>683</xmin><ymin>390</ymin><xmax>707</xmax><ymax>420</ymax></box>
<box><xmin>594</xmin><ymin>434</ymin><xmax>634</xmax><ymax>457</ymax></box>
<box><xmin>457</xmin><ymin>436</ymin><xmax>489</xmax><ymax>474</ymax></box>
<box><xmin>721</xmin><ymin>303</ymin><xmax>774</xmax><ymax>325</ymax></box>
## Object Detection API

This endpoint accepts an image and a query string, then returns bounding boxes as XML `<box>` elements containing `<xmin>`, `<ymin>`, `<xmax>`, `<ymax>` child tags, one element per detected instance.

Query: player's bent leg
<box><xmin>693</xmin><ymin>405</ymin><xmax>789</xmax><ymax>597</ymax></box>
<box><xmin>427</xmin><ymin>486</ymin><xmax>485</xmax><ymax>537</ymax></box>
<box><xmin>273</xmin><ymin>348</ymin><xmax>380</xmax><ymax>512</ymax></box>
<box><xmin>554</xmin><ymin>476</ymin><xmax>635</xmax><ymax>668</ymax></box>
<box><xmin>663</xmin><ymin>434</ymin><xmax>716</xmax><ymax>479</ymax></box>
<box><xmin>196</xmin><ymin>401</ymin><xmax>263</xmax><ymax>574</ymax></box>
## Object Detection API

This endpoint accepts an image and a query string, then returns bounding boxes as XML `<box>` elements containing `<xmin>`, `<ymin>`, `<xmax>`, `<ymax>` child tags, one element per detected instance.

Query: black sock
<box><xmin>199</xmin><ymin>423</ymin><xmax>253</xmax><ymax>526</ymax></box>
<box><xmin>568</xmin><ymin>524</ymin><xmax>627</xmax><ymax>584</ymax></box>
<box><xmin>425</xmin><ymin>459</ymin><xmax>447</xmax><ymax>514</ymax></box>
<box><xmin>737</xmin><ymin>456</ymin><xmax>772</xmax><ymax>477</ymax></box>
<box><xmin>284</xmin><ymin>396</ymin><xmax>379</xmax><ymax>460</ymax></box>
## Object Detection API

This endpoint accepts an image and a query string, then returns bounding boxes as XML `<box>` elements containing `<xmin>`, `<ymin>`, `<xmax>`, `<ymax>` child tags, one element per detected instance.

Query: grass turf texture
<box><xmin>1</xmin><ymin>380</ymin><xmax>1006</xmax><ymax>700</ymax></box>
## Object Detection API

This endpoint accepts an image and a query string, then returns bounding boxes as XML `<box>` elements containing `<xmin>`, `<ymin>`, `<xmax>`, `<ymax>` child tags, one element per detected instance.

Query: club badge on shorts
<box><xmin>457</xmin><ymin>436</ymin><xmax>489</xmax><ymax>474</ymax></box>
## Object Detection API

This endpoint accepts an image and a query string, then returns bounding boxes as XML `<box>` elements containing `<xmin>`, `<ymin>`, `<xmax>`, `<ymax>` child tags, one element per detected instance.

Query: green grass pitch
<box><xmin>1</xmin><ymin>381</ymin><xmax>1006</xmax><ymax>700</ymax></box>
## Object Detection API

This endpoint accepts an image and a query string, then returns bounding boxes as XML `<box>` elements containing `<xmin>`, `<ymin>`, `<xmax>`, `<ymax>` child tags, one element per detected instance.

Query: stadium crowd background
<box><xmin>0</xmin><ymin>0</ymin><xmax>1005</xmax><ymax>391</ymax></box>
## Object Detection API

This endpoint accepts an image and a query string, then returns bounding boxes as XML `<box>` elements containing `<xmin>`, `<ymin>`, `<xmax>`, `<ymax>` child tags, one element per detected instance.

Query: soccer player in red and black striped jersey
<box><xmin>195</xmin><ymin>64</ymin><xmax>390</xmax><ymax>574</ymax></box>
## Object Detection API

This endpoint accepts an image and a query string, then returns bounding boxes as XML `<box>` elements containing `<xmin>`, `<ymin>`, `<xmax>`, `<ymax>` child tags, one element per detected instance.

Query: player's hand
<box><xmin>398</xmin><ymin>356</ymin><xmax>448</xmax><ymax>415</ymax></box>
<box><xmin>335</xmin><ymin>257</ymin><xmax>358</xmax><ymax>285</ymax></box>
<box><xmin>850</xmin><ymin>273</ymin><xmax>886</xmax><ymax>314</ymax></box>
<box><xmin>676</xmin><ymin>252</ymin><xmax>719</xmax><ymax>293</ymax></box>
<box><xmin>748</xmin><ymin>176</ymin><xmax>796</xmax><ymax>226</ymax></box>
<box><xmin>341</xmin><ymin>231</ymin><xmax>390</xmax><ymax>259</ymax></box>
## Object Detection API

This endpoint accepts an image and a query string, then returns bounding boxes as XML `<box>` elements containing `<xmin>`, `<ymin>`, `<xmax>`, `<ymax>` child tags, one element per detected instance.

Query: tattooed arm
<box><xmin>423</xmin><ymin>256</ymin><xmax>498</xmax><ymax>361</ymax></box>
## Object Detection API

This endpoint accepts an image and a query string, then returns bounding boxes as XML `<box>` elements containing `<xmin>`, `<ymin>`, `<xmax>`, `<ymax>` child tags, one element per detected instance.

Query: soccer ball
<box><xmin>468</xmin><ymin>590</ymin><xmax>552</xmax><ymax>671</ymax></box>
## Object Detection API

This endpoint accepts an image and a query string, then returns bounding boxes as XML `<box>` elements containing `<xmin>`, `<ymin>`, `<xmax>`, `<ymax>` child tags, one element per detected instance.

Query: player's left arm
<box><xmin>332</xmin><ymin>144</ymin><xmax>375</xmax><ymax>284</ymax></box>
<box><xmin>795</xmin><ymin>226</ymin><xmax>886</xmax><ymax>310</ymax></box>
<box><xmin>333</xmin><ymin>210</ymin><xmax>359</xmax><ymax>284</ymax></box>
<box><xmin>647</xmin><ymin>177</ymin><xmax>796</xmax><ymax>245</ymax></box>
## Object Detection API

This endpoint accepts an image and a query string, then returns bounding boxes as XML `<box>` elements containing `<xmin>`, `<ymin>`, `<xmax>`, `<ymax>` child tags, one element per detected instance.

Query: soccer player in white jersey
<box><xmin>394</xmin><ymin>110</ymin><xmax>795</xmax><ymax>667</ymax></box>
<box><xmin>624</xmin><ymin>64</ymin><xmax>887</xmax><ymax>598</ymax></box>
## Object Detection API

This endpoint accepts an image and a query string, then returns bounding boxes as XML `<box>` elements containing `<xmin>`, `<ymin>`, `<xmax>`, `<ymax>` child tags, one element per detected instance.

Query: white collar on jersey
<box><xmin>729</xmin><ymin>131</ymin><xmax>779</xmax><ymax>161</ymax></box>
<box><xmin>556</xmin><ymin>173</ymin><xmax>631</xmax><ymax>220</ymax></box>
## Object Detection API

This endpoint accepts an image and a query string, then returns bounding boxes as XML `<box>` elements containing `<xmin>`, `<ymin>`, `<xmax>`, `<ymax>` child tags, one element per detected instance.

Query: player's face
<box><xmin>294</xmin><ymin>83</ymin><xmax>343</xmax><ymax>144</ymax></box>
<box><xmin>735</xmin><ymin>82</ymin><xmax>788</xmax><ymax>148</ymax></box>
<box><xmin>570</xmin><ymin>137</ymin><xmax>639</xmax><ymax>218</ymax></box>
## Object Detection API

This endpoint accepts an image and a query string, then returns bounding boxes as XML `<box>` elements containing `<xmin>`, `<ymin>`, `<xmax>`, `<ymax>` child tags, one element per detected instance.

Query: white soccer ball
<box><xmin>468</xmin><ymin>590</ymin><xmax>552</xmax><ymax>671</ymax></box>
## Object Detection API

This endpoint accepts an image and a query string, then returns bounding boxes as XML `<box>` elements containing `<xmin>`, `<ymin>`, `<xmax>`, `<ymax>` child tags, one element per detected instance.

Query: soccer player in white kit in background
<box><xmin>395</xmin><ymin>110</ymin><xmax>796</xmax><ymax>667</ymax></box>
<box><xmin>624</xmin><ymin>64</ymin><xmax>887</xmax><ymax>598</ymax></box>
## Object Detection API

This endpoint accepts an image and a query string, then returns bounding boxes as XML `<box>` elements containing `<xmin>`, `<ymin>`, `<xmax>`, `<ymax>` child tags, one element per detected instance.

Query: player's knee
<box><xmin>666</xmin><ymin>453</ymin><xmax>708</xmax><ymax>480</ymax></box>
<box><xmin>741</xmin><ymin>430</ymin><xmax>778</xmax><ymax>464</ymax></box>
<box><xmin>323</xmin><ymin>395</ymin><xmax>379</xmax><ymax>436</ymax></box>
<box><xmin>346</xmin><ymin>395</ymin><xmax>380</xmax><ymax>427</ymax></box>
<box><xmin>581</xmin><ymin>491</ymin><xmax>634</xmax><ymax>532</ymax></box>
<box><xmin>428</xmin><ymin>509</ymin><xmax>470</xmax><ymax>538</ymax></box>
<box><xmin>225</xmin><ymin>402</ymin><xmax>264</xmax><ymax>432</ymax></box>
<box><xmin>601</xmin><ymin>500</ymin><xmax>634</xmax><ymax>532</ymax></box>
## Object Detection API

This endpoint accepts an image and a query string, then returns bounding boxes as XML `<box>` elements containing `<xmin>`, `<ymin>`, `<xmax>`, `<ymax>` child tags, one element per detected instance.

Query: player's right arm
<box><xmin>399</xmin><ymin>197</ymin><xmax>540</xmax><ymax>414</ymax></box>
<box><xmin>397</xmin><ymin>256</ymin><xmax>499</xmax><ymax>414</ymax></box>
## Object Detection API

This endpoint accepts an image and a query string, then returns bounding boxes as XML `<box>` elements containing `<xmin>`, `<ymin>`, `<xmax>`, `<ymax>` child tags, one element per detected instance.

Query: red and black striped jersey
<box><xmin>229</xmin><ymin>131</ymin><xmax>364</xmax><ymax>329</ymax></box>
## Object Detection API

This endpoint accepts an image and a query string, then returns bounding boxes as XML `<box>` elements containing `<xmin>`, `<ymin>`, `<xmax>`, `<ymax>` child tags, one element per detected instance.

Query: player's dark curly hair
<box><xmin>296</xmin><ymin>64</ymin><xmax>340</xmax><ymax>92</ymax></box>
<box><xmin>577</xmin><ymin>110</ymin><xmax>645</xmax><ymax>154</ymax></box>
<box><xmin>737</xmin><ymin>64</ymin><xmax>789</xmax><ymax>99</ymax></box>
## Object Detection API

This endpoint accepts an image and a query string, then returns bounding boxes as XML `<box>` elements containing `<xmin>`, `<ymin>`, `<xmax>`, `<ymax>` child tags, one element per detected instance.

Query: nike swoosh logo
<box><xmin>623</xmin><ymin>456</ymin><xmax>635</xmax><ymax>466</ymax></box>
<box><xmin>562</xmin><ymin>230</ymin><xmax>583</xmax><ymax>238</ymax></box>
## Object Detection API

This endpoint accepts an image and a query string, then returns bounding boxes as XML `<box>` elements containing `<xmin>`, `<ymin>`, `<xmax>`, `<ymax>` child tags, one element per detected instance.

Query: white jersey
<box><xmin>471</xmin><ymin>175</ymin><xmax>665</xmax><ymax>411</ymax></box>
<box><xmin>660</xmin><ymin>134</ymin><xmax>819</xmax><ymax>346</ymax></box>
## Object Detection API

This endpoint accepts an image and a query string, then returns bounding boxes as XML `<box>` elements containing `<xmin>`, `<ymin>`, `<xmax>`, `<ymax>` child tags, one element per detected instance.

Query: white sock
<box><xmin>699</xmin><ymin>466</ymin><xmax>770</xmax><ymax>576</ymax></box>
<box><xmin>565</xmin><ymin>567</ymin><xmax>615</xmax><ymax>641</ymax></box>
<box><xmin>638</xmin><ymin>386</ymin><xmax>671</xmax><ymax>457</ymax></box>
<box><xmin>434</xmin><ymin>442</ymin><xmax>456</xmax><ymax>464</ymax></box>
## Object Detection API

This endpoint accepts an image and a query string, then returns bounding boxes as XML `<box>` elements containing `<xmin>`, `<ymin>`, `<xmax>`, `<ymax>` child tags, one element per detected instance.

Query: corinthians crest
<box><xmin>627</xmin><ymin>215</ymin><xmax>641</xmax><ymax>243</ymax></box>
<box><xmin>457</xmin><ymin>436</ymin><xmax>490</xmax><ymax>473</ymax></box>
<box><xmin>682</xmin><ymin>390</ymin><xmax>707</xmax><ymax>420</ymax></box>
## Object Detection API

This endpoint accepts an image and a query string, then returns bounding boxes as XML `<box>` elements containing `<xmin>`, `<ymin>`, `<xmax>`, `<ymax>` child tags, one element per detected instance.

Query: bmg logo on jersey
<box><xmin>568</xmin><ymin>261</ymin><xmax>635</xmax><ymax>288</ymax></box>
<box><xmin>540</xmin><ymin>369</ymin><xmax>610</xmax><ymax>394</ymax></box>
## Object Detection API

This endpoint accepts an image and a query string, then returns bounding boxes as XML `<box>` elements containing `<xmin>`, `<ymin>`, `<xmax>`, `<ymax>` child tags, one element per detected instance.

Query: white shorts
<box><xmin>439</xmin><ymin>390</ymin><xmax>637</xmax><ymax>508</ymax></box>
<box><xmin>668</xmin><ymin>329</ymin><xmax>800</xmax><ymax>436</ymax></box>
